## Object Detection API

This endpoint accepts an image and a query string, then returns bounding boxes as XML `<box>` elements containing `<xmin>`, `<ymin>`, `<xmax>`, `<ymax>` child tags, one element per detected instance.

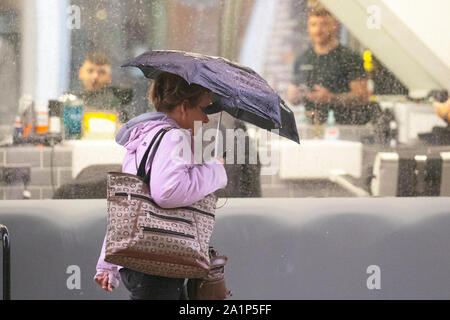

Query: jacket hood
<box><xmin>115</xmin><ymin>111</ymin><xmax>180</xmax><ymax>153</ymax></box>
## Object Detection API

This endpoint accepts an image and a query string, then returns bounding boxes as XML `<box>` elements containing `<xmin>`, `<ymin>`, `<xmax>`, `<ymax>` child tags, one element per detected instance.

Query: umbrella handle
<box><xmin>214</xmin><ymin>111</ymin><xmax>223</xmax><ymax>158</ymax></box>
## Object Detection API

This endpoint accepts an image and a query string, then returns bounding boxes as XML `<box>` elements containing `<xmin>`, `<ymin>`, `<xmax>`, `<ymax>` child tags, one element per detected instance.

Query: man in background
<box><xmin>287</xmin><ymin>6</ymin><xmax>371</xmax><ymax>125</ymax></box>
<box><xmin>53</xmin><ymin>52</ymin><xmax>132</xmax><ymax>199</ymax></box>
<box><xmin>77</xmin><ymin>52</ymin><xmax>133</xmax><ymax>123</ymax></box>
<box><xmin>79</xmin><ymin>52</ymin><xmax>112</xmax><ymax>92</ymax></box>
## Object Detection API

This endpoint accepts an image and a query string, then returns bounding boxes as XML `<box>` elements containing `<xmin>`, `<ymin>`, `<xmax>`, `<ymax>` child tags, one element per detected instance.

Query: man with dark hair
<box><xmin>287</xmin><ymin>7</ymin><xmax>371</xmax><ymax>125</ymax></box>
<box><xmin>77</xmin><ymin>52</ymin><xmax>133</xmax><ymax>123</ymax></box>
<box><xmin>53</xmin><ymin>53</ymin><xmax>133</xmax><ymax>199</ymax></box>
<box><xmin>78</xmin><ymin>52</ymin><xmax>112</xmax><ymax>92</ymax></box>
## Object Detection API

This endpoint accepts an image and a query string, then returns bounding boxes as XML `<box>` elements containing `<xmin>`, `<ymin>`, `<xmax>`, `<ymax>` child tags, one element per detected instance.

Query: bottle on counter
<box><xmin>324</xmin><ymin>109</ymin><xmax>339</xmax><ymax>140</ymax></box>
<box><xmin>363</xmin><ymin>50</ymin><xmax>377</xmax><ymax>103</ymax></box>
<box><xmin>313</xmin><ymin>110</ymin><xmax>323</xmax><ymax>139</ymax></box>
<box><xmin>17</xmin><ymin>95</ymin><xmax>35</xmax><ymax>138</ymax></box>
<box><xmin>297</xmin><ymin>105</ymin><xmax>307</xmax><ymax>124</ymax></box>
<box><xmin>35</xmin><ymin>100</ymin><xmax>49</xmax><ymax>134</ymax></box>
<box><xmin>295</xmin><ymin>104</ymin><xmax>307</xmax><ymax>140</ymax></box>
<box><xmin>48</xmin><ymin>100</ymin><xmax>63</xmax><ymax>135</ymax></box>
<box><xmin>60</xmin><ymin>94</ymin><xmax>83</xmax><ymax>140</ymax></box>
<box><xmin>389</xmin><ymin>119</ymin><xmax>398</xmax><ymax>148</ymax></box>
<box><xmin>13</xmin><ymin>116</ymin><xmax>23</xmax><ymax>145</ymax></box>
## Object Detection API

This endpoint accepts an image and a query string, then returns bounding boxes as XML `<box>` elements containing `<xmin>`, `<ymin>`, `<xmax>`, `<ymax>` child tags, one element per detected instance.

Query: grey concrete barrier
<box><xmin>0</xmin><ymin>197</ymin><xmax>450</xmax><ymax>299</ymax></box>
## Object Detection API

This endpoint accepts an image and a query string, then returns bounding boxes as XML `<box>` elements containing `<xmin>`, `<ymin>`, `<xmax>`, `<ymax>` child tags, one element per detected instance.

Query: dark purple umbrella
<box><xmin>122</xmin><ymin>50</ymin><xmax>299</xmax><ymax>144</ymax></box>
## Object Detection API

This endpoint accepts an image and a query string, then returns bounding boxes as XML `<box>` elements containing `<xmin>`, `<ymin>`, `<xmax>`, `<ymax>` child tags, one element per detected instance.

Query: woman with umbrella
<box><xmin>94</xmin><ymin>71</ymin><xmax>228</xmax><ymax>299</ymax></box>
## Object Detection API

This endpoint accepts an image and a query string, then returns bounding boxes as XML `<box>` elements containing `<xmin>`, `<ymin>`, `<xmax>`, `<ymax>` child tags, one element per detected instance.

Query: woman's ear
<box><xmin>180</xmin><ymin>100</ymin><xmax>190</xmax><ymax>118</ymax></box>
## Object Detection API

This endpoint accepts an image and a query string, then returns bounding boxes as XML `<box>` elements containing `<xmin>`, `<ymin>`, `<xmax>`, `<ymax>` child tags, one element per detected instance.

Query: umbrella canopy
<box><xmin>122</xmin><ymin>50</ymin><xmax>299</xmax><ymax>144</ymax></box>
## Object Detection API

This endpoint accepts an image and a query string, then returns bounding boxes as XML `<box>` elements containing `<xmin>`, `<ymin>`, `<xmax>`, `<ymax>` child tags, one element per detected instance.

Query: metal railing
<box><xmin>0</xmin><ymin>224</ymin><xmax>10</xmax><ymax>300</ymax></box>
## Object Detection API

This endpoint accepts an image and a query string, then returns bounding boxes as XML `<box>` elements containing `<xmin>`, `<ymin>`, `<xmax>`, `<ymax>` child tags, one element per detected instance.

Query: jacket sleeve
<box><xmin>93</xmin><ymin>234</ymin><xmax>121</xmax><ymax>289</ymax></box>
<box><xmin>148</xmin><ymin>129</ymin><xmax>227</xmax><ymax>208</ymax></box>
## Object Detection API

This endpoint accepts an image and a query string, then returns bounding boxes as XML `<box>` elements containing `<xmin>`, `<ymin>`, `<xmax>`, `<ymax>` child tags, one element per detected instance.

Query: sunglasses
<box><xmin>202</xmin><ymin>93</ymin><xmax>223</xmax><ymax>115</ymax></box>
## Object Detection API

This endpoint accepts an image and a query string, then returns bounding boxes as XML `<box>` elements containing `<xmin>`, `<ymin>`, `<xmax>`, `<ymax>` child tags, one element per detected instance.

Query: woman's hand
<box><xmin>94</xmin><ymin>272</ymin><xmax>115</xmax><ymax>292</ymax></box>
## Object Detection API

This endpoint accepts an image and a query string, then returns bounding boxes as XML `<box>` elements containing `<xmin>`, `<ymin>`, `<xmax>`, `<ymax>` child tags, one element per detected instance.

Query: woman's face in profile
<box><xmin>182</xmin><ymin>93</ymin><xmax>212</xmax><ymax>134</ymax></box>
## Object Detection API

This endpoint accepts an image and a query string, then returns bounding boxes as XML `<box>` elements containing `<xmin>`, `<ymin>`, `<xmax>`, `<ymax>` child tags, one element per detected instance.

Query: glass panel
<box><xmin>1</xmin><ymin>0</ymin><xmax>449</xmax><ymax>200</ymax></box>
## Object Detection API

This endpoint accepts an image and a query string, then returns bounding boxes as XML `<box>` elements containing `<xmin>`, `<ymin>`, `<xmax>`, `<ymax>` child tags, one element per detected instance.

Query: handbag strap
<box><xmin>137</xmin><ymin>126</ymin><xmax>174</xmax><ymax>185</ymax></box>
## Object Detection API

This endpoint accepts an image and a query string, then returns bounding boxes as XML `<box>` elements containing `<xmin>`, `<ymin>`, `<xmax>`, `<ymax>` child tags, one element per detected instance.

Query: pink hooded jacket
<box><xmin>94</xmin><ymin>112</ymin><xmax>227</xmax><ymax>288</ymax></box>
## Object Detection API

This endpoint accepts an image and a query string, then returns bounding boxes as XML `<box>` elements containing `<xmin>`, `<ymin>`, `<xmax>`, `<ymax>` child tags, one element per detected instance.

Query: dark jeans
<box><xmin>119</xmin><ymin>268</ymin><xmax>188</xmax><ymax>300</ymax></box>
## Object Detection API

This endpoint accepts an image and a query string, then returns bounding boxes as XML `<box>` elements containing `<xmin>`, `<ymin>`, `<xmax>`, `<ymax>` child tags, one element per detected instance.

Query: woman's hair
<box><xmin>149</xmin><ymin>72</ymin><xmax>210</xmax><ymax>113</ymax></box>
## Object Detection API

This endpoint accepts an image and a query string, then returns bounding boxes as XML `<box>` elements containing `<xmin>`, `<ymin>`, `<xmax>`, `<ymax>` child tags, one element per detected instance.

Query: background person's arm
<box><xmin>433</xmin><ymin>98</ymin><xmax>450</xmax><ymax>122</ymax></box>
<box><xmin>287</xmin><ymin>53</ymin><xmax>310</xmax><ymax>106</ymax></box>
<box><xmin>329</xmin><ymin>47</ymin><xmax>369</xmax><ymax>108</ymax></box>
<box><xmin>287</xmin><ymin>84</ymin><xmax>310</xmax><ymax>105</ymax></box>
<box><xmin>332</xmin><ymin>79</ymin><xmax>370</xmax><ymax>108</ymax></box>
<box><xmin>306</xmin><ymin>79</ymin><xmax>369</xmax><ymax>108</ymax></box>
<box><xmin>287</xmin><ymin>84</ymin><xmax>301</xmax><ymax>105</ymax></box>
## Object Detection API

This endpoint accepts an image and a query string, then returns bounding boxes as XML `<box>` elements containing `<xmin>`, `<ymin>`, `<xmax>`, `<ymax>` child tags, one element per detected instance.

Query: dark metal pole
<box><xmin>0</xmin><ymin>224</ymin><xmax>10</xmax><ymax>300</ymax></box>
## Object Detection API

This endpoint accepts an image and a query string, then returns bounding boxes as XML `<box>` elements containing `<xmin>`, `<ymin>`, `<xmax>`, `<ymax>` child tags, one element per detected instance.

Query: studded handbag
<box><xmin>104</xmin><ymin>126</ymin><xmax>218</xmax><ymax>279</ymax></box>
